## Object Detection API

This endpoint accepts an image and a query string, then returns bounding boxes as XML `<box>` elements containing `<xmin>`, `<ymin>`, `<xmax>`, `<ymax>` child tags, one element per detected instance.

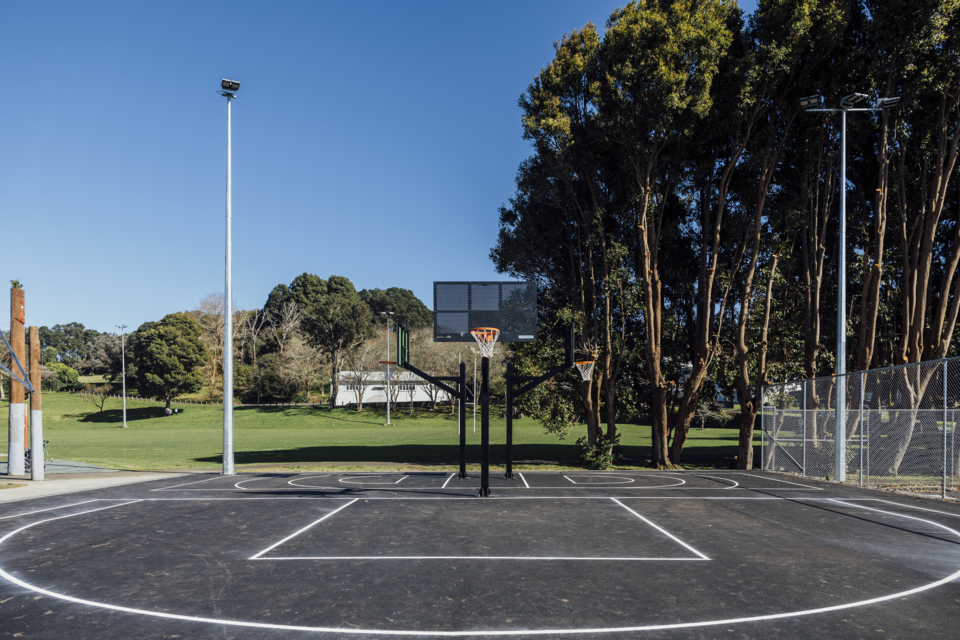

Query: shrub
<box><xmin>576</xmin><ymin>432</ymin><xmax>622</xmax><ymax>470</ymax></box>
<box><xmin>46</xmin><ymin>362</ymin><xmax>80</xmax><ymax>391</ymax></box>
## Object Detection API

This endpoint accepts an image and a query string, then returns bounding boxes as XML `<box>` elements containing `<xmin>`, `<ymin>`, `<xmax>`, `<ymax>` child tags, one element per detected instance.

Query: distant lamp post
<box><xmin>382</xmin><ymin>312</ymin><xmax>394</xmax><ymax>425</ymax></box>
<box><xmin>219</xmin><ymin>78</ymin><xmax>240</xmax><ymax>475</ymax></box>
<box><xmin>116</xmin><ymin>324</ymin><xmax>128</xmax><ymax>428</ymax></box>
<box><xmin>802</xmin><ymin>91</ymin><xmax>901</xmax><ymax>482</ymax></box>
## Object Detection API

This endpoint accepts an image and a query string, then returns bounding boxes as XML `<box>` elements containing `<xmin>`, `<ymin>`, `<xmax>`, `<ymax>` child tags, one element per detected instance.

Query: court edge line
<box><xmin>2</xmin><ymin>499</ymin><xmax>959</xmax><ymax>635</ymax></box>
<box><xmin>151</xmin><ymin>475</ymin><xmax>222</xmax><ymax>491</ymax></box>
<box><xmin>0</xmin><ymin>499</ymin><xmax>99</xmax><ymax>521</ymax></box>
<box><xmin>166</xmin><ymin>485</ymin><xmax>763</xmax><ymax>491</ymax></box>
<box><xmin>255</xmin><ymin>556</ymin><xmax>705</xmax><ymax>561</ymax></box>
<box><xmin>128</xmin><ymin>496</ymin><xmax>821</xmax><ymax>501</ymax></box>
<box><xmin>868</xmin><ymin>498</ymin><xmax>960</xmax><ymax>518</ymax></box>
<box><xmin>732</xmin><ymin>472</ymin><xmax>822</xmax><ymax>489</ymax></box>
<box><xmin>611</xmin><ymin>498</ymin><xmax>710</xmax><ymax>560</ymax></box>
<box><xmin>249</xmin><ymin>499</ymin><xmax>358</xmax><ymax>559</ymax></box>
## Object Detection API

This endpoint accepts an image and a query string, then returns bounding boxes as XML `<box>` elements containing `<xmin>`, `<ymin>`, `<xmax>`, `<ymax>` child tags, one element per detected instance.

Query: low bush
<box><xmin>576</xmin><ymin>432</ymin><xmax>622</xmax><ymax>470</ymax></box>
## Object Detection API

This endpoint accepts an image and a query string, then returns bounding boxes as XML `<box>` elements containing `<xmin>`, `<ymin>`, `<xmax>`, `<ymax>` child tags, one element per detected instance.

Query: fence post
<box><xmin>944</xmin><ymin>359</ymin><xmax>948</xmax><ymax>500</ymax></box>
<box><xmin>860</xmin><ymin>371</ymin><xmax>866</xmax><ymax>487</ymax></box>
<box><xmin>802</xmin><ymin>379</ymin><xmax>807</xmax><ymax>477</ymax></box>
<box><xmin>761</xmin><ymin>402</ymin><xmax>765</xmax><ymax>469</ymax></box>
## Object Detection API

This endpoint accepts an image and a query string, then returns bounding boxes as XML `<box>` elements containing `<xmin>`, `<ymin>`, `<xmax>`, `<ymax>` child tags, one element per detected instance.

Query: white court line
<box><xmin>732</xmin><ymin>473</ymin><xmax>822</xmax><ymax>489</ymax></box>
<box><xmin>162</xmin><ymin>485</ymin><xmax>759</xmax><ymax>491</ymax></box>
<box><xmin>441</xmin><ymin>473</ymin><xmax>456</xmax><ymax>489</ymax></box>
<box><xmin>518</xmin><ymin>473</ymin><xmax>530</xmax><ymax>488</ymax></box>
<box><xmin>249</xmin><ymin>499</ymin><xmax>358</xmax><ymax>559</ymax></box>
<box><xmin>234</xmin><ymin>478</ymin><xmax>262</xmax><ymax>490</ymax></box>
<box><xmin>337</xmin><ymin>475</ymin><xmax>409</xmax><ymax>485</ymax></box>
<box><xmin>0</xmin><ymin>500</ymin><xmax>99</xmax><ymax>521</ymax></box>
<box><xmin>693</xmin><ymin>475</ymin><xmax>739</xmax><ymax>489</ymax></box>
<box><xmin>611</xmin><ymin>498</ymin><xmax>710</xmax><ymax>560</ymax></box>
<box><xmin>563</xmin><ymin>475</ymin><xmax>635</xmax><ymax>485</ymax></box>
<box><xmin>856</xmin><ymin>498</ymin><xmax>960</xmax><ymax>519</ymax></box>
<box><xmin>259</xmin><ymin>555</ymin><xmax>704</xmax><ymax>561</ymax></box>
<box><xmin>12</xmin><ymin>497</ymin><xmax>959</xmax><ymax>635</ymax></box>
<box><xmin>152</xmin><ymin>475</ymin><xmax>224</xmax><ymax>491</ymax></box>
<box><xmin>123</xmin><ymin>496</ymin><xmax>799</xmax><ymax>501</ymax></box>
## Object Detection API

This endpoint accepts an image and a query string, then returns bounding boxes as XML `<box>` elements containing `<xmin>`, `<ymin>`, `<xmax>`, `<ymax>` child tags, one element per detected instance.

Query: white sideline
<box><xmin>732</xmin><ymin>472</ymin><xmax>822</xmax><ymax>489</ymax></box>
<box><xmin>260</xmin><ymin>555</ymin><xmax>705</xmax><ymax>561</ymax></box>
<box><xmin>0</xmin><ymin>499</ymin><xmax>99</xmax><ymax>521</ymax></box>
<box><xmin>249</xmin><ymin>499</ymin><xmax>358</xmax><ymax>559</ymax></box>
<box><xmin>151</xmin><ymin>475</ymin><xmax>224</xmax><ymax>491</ymax></box>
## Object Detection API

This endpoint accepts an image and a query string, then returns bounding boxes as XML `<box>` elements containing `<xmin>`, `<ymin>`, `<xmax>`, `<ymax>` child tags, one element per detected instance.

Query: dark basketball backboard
<box><xmin>434</xmin><ymin>281</ymin><xmax>537</xmax><ymax>343</ymax></box>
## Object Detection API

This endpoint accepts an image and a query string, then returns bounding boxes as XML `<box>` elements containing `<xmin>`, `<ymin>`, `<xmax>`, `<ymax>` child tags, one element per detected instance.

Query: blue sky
<box><xmin>1</xmin><ymin>1</ymin><xmax>758</xmax><ymax>335</ymax></box>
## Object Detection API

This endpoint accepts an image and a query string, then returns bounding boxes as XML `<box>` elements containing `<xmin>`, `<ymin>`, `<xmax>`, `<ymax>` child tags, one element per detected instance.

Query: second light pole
<box><xmin>115</xmin><ymin>324</ymin><xmax>127</xmax><ymax>428</ymax></box>
<box><xmin>801</xmin><ymin>92</ymin><xmax>899</xmax><ymax>482</ymax></box>
<box><xmin>220</xmin><ymin>78</ymin><xmax>240</xmax><ymax>475</ymax></box>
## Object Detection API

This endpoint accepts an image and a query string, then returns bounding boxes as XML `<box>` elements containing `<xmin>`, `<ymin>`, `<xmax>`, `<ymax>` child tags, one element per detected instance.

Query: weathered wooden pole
<box><xmin>8</xmin><ymin>286</ymin><xmax>26</xmax><ymax>476</ymax></box>
<box><xmin>29</xmin><ymin>326</ymin><xmax>43</xmax><ymax>481</ymax></box>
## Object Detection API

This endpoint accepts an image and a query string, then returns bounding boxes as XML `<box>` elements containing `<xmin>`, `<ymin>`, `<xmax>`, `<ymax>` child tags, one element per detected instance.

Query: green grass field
<box><xmin>2</xmin><ymin>392</ymin><xmax>756</xmax><ymax>471</ymax></box>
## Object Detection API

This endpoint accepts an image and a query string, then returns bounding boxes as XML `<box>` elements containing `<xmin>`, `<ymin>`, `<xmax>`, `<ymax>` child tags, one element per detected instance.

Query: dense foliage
<box><xmin>492</xmin><ymin>0</ymin><xmax>960</xmax><ymax>470</ymax></box>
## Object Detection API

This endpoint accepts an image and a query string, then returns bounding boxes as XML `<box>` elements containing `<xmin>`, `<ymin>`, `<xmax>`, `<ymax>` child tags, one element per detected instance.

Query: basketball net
<box><xmin>470</xmin><ymin>327</ymin><xmax>500</xmax><ymax>359</ymax></box>
<box><xmin>379</xmin><ymin>361</ymin><xmax>396</xmax><ymax>382</ymax></box>
<box><xmin>575</xmin><ymin>361</ymin><xmax>595</xmax><ymax>382</ymax></box>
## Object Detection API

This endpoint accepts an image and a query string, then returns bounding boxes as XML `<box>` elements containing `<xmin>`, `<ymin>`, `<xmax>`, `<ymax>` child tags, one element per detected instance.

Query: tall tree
<box><xmin>602</xmin><ymin>0</ymin><xmax>735</xmax><ymax>467</ymax></box>
<box><xmin>132</xmin><ymin>313</ymin><xmax>207</xmax><ymax>409</ymax></box>
<box><xmin>300</xmin><ymin>279</ymin><xmax>376</xmax><ymax>408</ymax></box>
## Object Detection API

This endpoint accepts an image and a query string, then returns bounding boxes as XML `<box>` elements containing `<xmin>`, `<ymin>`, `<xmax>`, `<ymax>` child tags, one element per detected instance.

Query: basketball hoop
<box><xmin>379</xmin><ymin>361</ymin><xmax>396</xmax><ymax>382</ymax></box>
<box><xmin>575</xmin><ymin>360</ymin><xmax>595</xmax><ymax>382</ymax></box>
<box><xmin>470</xmin><ymin>327</ymin><xmax>500</xmax><ymax>359</ymax></box>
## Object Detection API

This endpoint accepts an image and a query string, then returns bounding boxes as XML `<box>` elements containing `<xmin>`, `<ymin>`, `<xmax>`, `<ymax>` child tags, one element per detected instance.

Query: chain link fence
<box><xmin>762</xmin><ymin>357</ymin><xmax>960</xmax><ymax>500</ymax></box>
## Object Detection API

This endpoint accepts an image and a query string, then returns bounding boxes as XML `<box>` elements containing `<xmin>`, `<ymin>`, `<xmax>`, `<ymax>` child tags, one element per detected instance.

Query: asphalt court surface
<box><xmin>159</xmin><ymin>470</ymin><xmax>815</xmax><ymax>494</ymax></box>
<box><xmin>1</xmin><ymin>470</ymin><xmax>959</xmax><ymax>638</ymax></box>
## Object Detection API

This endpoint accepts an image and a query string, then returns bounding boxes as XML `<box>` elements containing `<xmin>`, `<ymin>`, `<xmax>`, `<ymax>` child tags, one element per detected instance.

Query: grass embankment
<box><xmin>2</xmin><ymin>392</ymin><xmax>757</xmax><ymax>472</ymax></box>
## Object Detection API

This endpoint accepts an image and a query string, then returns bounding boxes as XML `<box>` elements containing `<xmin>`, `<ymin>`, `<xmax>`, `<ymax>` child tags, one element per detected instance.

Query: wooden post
<box><xmin>8</xmin><ymin>287</ymin><xmax>26</xmax><ymax>476</ymax></box>
<box><xmin>29</xmin><ymin>326</ymin><xmax>43</xmax><ymax>481</ymax></box>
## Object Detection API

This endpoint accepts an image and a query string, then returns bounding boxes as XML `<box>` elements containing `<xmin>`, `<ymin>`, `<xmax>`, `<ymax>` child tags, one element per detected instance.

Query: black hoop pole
<box><xmin>459</xmin><ymin>361</ymin><xmax>467</xmax><ymax>479</ymax></box>
<box><xmin>479</xmin><ymin>356</ymin><xmax>492</xmax><ymax>497</ymax></box>
<box><xmin>504</xmin><ymin>326</ymin><xmax>577</xmax><ymax>477</ymax></box>
<box><xmin>504</xmin><ymin>361</ymin><xmax>514</xmax><ymax>479</ymax></box>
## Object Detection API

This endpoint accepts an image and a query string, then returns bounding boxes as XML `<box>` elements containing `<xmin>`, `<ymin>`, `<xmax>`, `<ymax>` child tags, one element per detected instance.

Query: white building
<box><xmin>334</xmin><ymin>370</ymin><xmax>450</xmax><ymax>407</ymax></box>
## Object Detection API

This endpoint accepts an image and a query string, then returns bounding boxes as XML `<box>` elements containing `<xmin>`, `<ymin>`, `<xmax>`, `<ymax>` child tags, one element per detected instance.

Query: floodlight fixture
<box><xmin>877</xmin><ymin>96</ymin><xmax>901</xmax><ymax>110</ymax></box>
<box><xmin>840</xmin><ymin>93</ymin><xmax>869</xmax><ymax>109</ymax></box>
<box><xmin>221</xmin><ymin>79</ymin><xmax>240</xmax><ymax>92</ymax></box>
<box><xmin>799</xmin><ymin>95</ymin><xmax>821</xmax><ymax>110</ymax></box>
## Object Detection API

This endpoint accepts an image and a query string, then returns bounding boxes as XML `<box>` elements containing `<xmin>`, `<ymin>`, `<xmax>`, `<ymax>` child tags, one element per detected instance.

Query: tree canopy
<box><xmin>360</xmin><ymin>287</ymin><xmax>432</xmax><ymax>329</ymax></box>
<box><xmin>132</xmin><ymin>313</ymin><xmax>207</xmax><ymax>409</ymax></box>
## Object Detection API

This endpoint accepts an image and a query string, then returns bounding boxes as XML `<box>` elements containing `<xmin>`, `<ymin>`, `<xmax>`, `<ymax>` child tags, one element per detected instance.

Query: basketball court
<box><xmin>0</xmin><ymin>470</ymin><xmax>958</xmax><ymax>638</ymax></box>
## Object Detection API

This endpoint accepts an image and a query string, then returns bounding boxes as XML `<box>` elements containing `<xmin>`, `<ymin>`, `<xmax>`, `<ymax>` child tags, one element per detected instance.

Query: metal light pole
<box><xmin>220</xmin><ymin>78</ymin><xmax>240</xmax><ymax>475</ymax></box>
<box><xmin>115</xmin><ymin>324</ymin><xmax>127</xmax><ymax>428</ymax></box>
<box><xmin>801</xmin><ymin>92</ymin><xmax>900</xmax><ymax>482</ymax></box>
<box><xmin>382</xmin><ymin>311</ymin><xmax>394</xmax><ymax>425</ymax></box>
